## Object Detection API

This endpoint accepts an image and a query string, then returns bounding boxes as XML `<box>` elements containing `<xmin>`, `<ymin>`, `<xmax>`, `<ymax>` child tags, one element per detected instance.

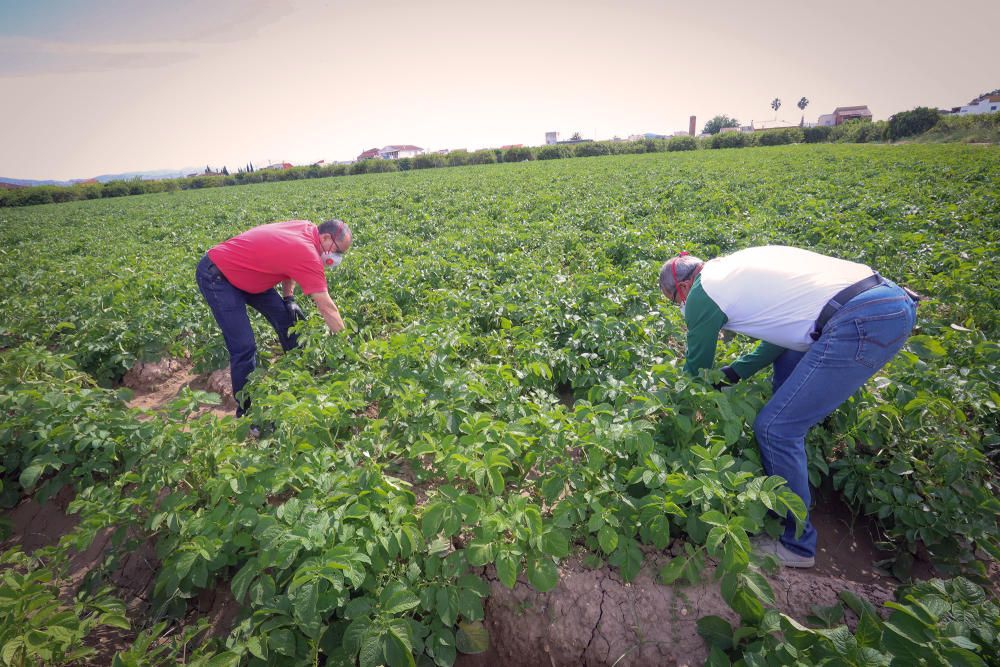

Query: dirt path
<box><xmin>121</xmin><ymin>357</ymin><xmax>234</xmax><ymax>418</ymax></box>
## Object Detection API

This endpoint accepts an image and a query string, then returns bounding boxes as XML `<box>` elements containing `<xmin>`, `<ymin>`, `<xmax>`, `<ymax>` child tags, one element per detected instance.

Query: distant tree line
<box><xmin>3</xmin><ymin>109</ymin><xmax>998</xmax><ymax>207</ymax></box>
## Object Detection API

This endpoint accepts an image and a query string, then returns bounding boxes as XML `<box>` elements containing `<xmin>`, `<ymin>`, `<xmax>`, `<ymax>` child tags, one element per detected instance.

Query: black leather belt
<box><xmin>810</xmin><ymin>272</ymin><xmax>884</xmax><ymax>341</ymax></box>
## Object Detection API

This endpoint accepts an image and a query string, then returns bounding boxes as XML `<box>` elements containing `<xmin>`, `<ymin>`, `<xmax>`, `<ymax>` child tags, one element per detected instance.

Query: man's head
<box><xmin>659</xmin><ymin>252</ymin><xmax>704</xmax><ymax>305</ymax></box>
<box><xmin>318</xmin><ymin>219</ymin><xmax>352</xmax><ymax>254</ymax></box>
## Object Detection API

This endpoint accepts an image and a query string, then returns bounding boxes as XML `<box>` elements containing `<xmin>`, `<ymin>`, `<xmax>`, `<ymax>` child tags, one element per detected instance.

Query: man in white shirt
<box><xmin>660</xmin><ymin>246</ymin><xmax>918</xmax><ymax>567</ymax></box>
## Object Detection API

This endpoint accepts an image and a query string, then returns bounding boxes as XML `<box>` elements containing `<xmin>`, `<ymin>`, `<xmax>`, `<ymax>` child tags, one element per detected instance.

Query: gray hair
<box><xmin>659</xmin><ymin>254</ymin><xmax>704</xmax><ymax>297</ymax></box>
<box><xmin>318</xmin><ymin>219</ymin><xmax>351</xmax><ymax>247</ymax></box>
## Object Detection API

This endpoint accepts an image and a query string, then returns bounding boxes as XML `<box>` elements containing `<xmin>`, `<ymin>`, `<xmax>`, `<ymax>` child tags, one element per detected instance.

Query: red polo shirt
<box><xmin>207</xmin><ymin>220</ymin><xmax>328</xmax><ymax>294</ymax></box>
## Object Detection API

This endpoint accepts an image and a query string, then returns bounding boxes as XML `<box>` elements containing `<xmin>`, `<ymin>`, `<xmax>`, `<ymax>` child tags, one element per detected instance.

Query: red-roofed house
<box><xmin>817</xmin><ymin>106</ymin><xmax>873</xmax><ymax>126</ymax></box>
<box><xmin>356</xmin><ymin>148</ymin><xmax>381</xmax><ymax>161</ymax></box>
<box><xmin>832</xmin><ymin>106</ymin><xmax>872</xmax><ymax>125</ymax></box>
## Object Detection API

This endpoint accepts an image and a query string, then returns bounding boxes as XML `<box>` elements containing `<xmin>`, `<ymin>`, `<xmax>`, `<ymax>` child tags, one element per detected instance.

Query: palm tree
<box><xmin>797</xmin><ymin>97</ymin><xmax>810</xmax><ymax>126</ymax></box>
<box><xmin>770</xmin><ymin>98</ymin><xmax>781</xmax><ymax>121</ymax></box>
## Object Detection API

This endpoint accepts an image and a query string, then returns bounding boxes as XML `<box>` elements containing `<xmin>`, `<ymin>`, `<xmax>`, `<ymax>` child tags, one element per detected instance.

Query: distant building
<box><xmin>356</xmin><ymin>145</ymin><xmax>424</xmax><ymax>161</ymax></box>
<box><xmin>261</xmin><ymin>162</ymin><xmax>293</xmax><ymax>171</ymax></box>
<box><xmin>947</xmin><ymin>92</ymin><xmax>1000</xmax><ymax>116</ymax></box>
<box><xmin>380</xmin><ymin>145</ymin><xmax>423</xmax><ymax>159</ymax></box>
<box><xmin>545</xmin><ymin>132</ymin><xmax>559</xmax><ymax>145</ymax></box>
<box><xmin>816</xmin><ymin>107</ymin><xmax>872</xmax><ymax>126</ymax></box>
<box><xmin>499</xmin><ymin>144</ymin><xmax>523</xmax><ymax>150</ymax></box>
<box><xmin>753</xmin><ymin>125</ymin><xmax>797</xmax><ymax>133</ymax></box>
<box><xmin>832</xmin><ymin>106</ymin><xmax>872</xmax><ymax>125</ymax></box>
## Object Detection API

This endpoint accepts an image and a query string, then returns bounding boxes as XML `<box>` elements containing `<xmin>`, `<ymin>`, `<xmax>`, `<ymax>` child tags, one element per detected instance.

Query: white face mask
<box><xmin>321</xmin><ymin>251</ymin><xmax>343</xmax><ymax>270</ymax></box>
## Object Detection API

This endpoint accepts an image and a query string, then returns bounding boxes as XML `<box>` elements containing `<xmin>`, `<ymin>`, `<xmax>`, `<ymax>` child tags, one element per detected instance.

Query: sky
<box><xmin>1</xmin><ymin>0</ymin><xmax>997</xmax><ymax>180</ymax></box>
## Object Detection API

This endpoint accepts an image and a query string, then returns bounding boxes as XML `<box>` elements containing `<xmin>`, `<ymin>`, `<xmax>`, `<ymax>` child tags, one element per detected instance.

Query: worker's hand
<box><xmin>712</xmin><ymin>365</ymin><xmax>740</xmax><ymax>391</ymax></box>
<box><xmin>283</xmin><ymin>295</ymin><xmax>307</xmax><ymax>322</ymax></box>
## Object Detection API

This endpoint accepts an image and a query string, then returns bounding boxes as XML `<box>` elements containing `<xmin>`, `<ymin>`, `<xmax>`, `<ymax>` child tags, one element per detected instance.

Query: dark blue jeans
<box><xmin>196</xmin><ymin>254</ymin><xmax>298</xmax><ymax>417</ymax></box>
<box><xmin>756</xmin><ymin>279</ymin><xmax>917</xmax><ymax>557</ymax></box>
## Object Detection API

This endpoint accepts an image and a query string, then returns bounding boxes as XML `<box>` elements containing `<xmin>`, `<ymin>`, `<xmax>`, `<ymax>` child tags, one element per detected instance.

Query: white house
<box><xmin>817</xmin><ymin>113</ymin><xmax>836</xmax><ymax>126</ymax></box>
<box><xmin>380</xmin><ymin>145</ymin><xmax>424</xmax><ymax>159</ymax></box>
<box><xmin>950</xmin><ymin>93</ymin><xmax>1000</xmax><ymax>116</ymax></box>
<box><xmin>355</xmin><ymin>145</ymin><xmax>425</xmax><ymax>161</ymax></box>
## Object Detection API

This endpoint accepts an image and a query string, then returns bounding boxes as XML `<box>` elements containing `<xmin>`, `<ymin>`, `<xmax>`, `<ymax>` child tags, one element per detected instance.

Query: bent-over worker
<box><xmin>196</xmin><ymin>219</ymin><xmax>351</xmax><ymax>417</ymax></box>
<box><xmin>659</xmin><ymin>245</ymin><xmax>917</xmax><ymax>568</ymax></box>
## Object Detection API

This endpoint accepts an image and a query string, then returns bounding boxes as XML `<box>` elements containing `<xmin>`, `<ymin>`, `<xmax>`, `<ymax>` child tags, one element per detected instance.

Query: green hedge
<box><xmin>709</xmin><ymin>132</ymin><xmax>756</xmax><ymax>149</ymax></box>
<box><xmin>5</xmin><ymin>113</ymin><xmax>997</xmax><ymax>208</ymax></box>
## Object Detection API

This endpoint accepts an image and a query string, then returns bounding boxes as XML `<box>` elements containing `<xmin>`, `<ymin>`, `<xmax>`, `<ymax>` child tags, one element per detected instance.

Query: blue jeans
<box><xmin>755</xmin><ymin>280</ymin><xmax>917</xmax><ymax>557</ymax></box>
<box><xmin>195</xmin><ymin>254</ymin><xmax>298</xmax><ymax>416</ymax></box>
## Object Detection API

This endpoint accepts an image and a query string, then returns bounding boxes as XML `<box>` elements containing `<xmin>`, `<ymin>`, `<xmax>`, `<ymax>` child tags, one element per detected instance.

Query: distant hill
<box><xmin>0</xmin><ymin>177</ymin><xmax>72</xmax><ymax>187</ymax></box>
<box><xmin>0</xmin><ymin>167</ymin><xmax>200</xmax><ymax>188</ymax></box>
<box><xmin>88</xmin><ymin>168</ymin><xmax>199</xmax><ymax>183</ymax></box>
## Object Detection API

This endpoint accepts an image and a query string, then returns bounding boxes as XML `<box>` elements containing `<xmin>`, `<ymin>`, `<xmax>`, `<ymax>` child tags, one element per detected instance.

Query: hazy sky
<box><xmin>2</xmin><ymin>0</ymin><xmax>997</xmax><ymax>180</ymax></box>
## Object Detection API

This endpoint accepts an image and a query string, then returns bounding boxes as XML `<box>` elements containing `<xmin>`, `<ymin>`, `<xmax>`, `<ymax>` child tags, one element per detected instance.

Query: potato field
<box><xmin>1</xmin><ymin>144</ymin><xmax>999</xmax><ymax>666</ymax></box>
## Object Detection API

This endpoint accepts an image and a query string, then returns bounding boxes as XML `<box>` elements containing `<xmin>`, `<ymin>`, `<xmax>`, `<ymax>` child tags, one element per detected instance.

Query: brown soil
<box><xmin>475</xmin><ymin>552</ymin><xmax>895</xmax><ymax>667</ymax></box>
<box><xmin>121</xmin><ymin>358</ymin><xmax>234</xmax><ymax>417</ymax></box>
<box><xmin>809</xmin><ymin>490</ymin><xmax>936</xmax><ymax>584</ymax></box>
<box><xmin>809</xmin><ymin>494</ymin><xmax>900</xmax><ymax>584</ymax></box>
<box><xmin>2</xmin><ymin>484</ymin><xmax>79</xmax><ymax>552</ymax></box>
<box><xmin>195</xmin><ymin>582</ymin><xmax>243</xmax><ymax>638</ymax></box>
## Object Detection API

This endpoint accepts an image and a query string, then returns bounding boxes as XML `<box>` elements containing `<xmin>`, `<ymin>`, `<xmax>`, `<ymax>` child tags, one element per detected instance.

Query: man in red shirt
<box><xmin>196</xmin><ymin>219</ymin><xmax>351</xmax><ymax>417</ymax></box>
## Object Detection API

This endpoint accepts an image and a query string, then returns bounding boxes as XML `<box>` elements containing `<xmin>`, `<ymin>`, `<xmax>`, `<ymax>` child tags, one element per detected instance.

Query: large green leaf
<box><xmin>526</xmin><ymin>557</ymin><xmax>558</xmax><ymax>592</ymax></box>
<box><xmin>696</xmin><ymin>615</ymin><xmax>734</xmax><ymax>650</ymax></box>
<box><xmin>456</xmin><ymin>621</ymin><xmax>489</xmax><ymax>654</ymax></box>
<box><xmin>495</xmin><ymin>551</ymin><xmax>518</xmax><ymax>589</ymax></box>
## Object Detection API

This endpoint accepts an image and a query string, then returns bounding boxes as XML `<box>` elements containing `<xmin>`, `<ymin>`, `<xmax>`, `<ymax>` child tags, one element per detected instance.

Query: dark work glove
<box><xmin>712</xmin><ymin>365</ymin><xmax>741</xmax><ymax>391</ymax></box>
<box><xmin>284</xmin><ymin>295</ymin><xmax>307</xmax><ymax>322</ymax></box>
